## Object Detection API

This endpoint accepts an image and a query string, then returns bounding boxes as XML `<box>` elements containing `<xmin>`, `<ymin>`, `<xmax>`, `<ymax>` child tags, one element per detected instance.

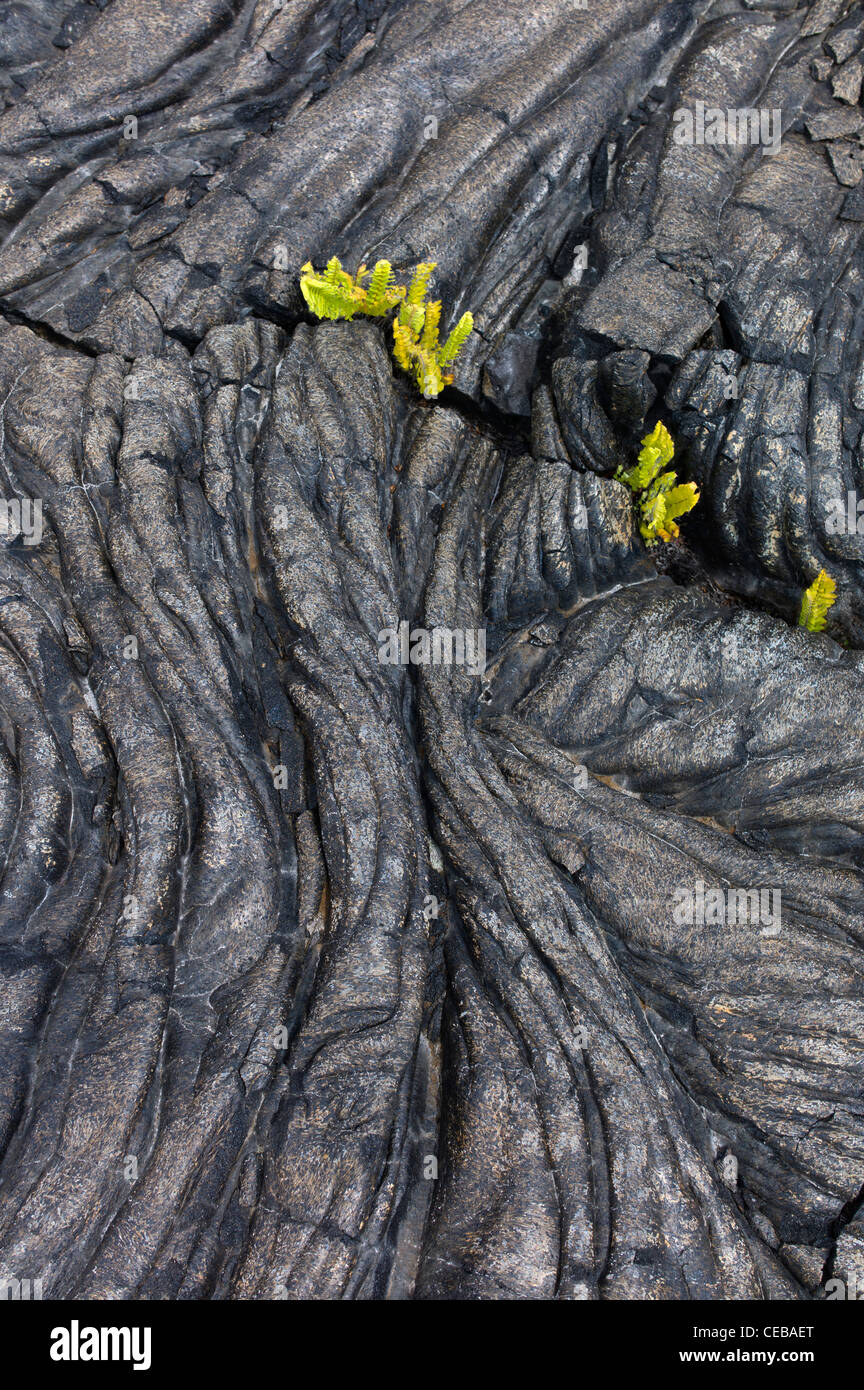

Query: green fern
<box><xmin>798</xmin><ymin>569</ymin><xmax>836</xmax><ymax>632</ymax></box>
<box><xmin>393</xmin><ymin>300</ymin><xmax>474</xmax><ymax>397</ymax></box>
<box><xmin>392</xmin><ymin>263</ymin><xmax>474</xmax><ymax>394</ymax></box>
<box><xmin>617</xmin><ymin>421</ymin><xmax>675</xmax><ymax>493</ymax></box>
<box><xmin>299</xmin><ymin>255</ymin><xmax>474</xmax><ymax>398</ymax></box>
<box><xmin>617</xmin><ymin>422</ymin><xmax>699</xmax><ymax>546</ymax></box>
<box><xmin>421</xmin><ymin>299</ymin><xmax>441</xmax><ymax>350</ymax></box>
<box><xmin>405</xmin><ymin>261</ymin><xmax>436</xmax><ymax>308</ymax></box>
<box><xmin>367</xmin><ymin>259</ymin><xmax>399</xmax><ymax>314</ymax></box>
<box><xmin>660</xmin><ymin>482</ymin><xmax>700</xmax><ymax>533</ymax></box>
<box><xmin>299</xmin><ymin>256</ymin><xmax>404</xmax><ymax>320</ymax></box>
<box><xmin>439</xmin><ymin>312</ymin><xmax>474</xmax><ymax>367</ymax></box>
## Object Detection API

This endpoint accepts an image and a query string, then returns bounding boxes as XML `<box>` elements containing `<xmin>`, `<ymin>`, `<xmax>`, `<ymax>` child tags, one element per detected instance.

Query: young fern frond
<box><xmin>619</xmin><ymin>422</ymin><xmax>699</xmax><ymax>546</ymax></box>
<box><xmin>301</xmin><ymin>257</ymin><xmax>403</xmax><ymax>320</ymax></box>
<box><xmin>418</xmin><ymin>355</ymin><xmax>446</xmax><ymax>398</ymax></box>
<box><xmin>392</xmin><ymin>320</ymin><xmax>413</xmax><ymax>371</ymax></box>
<box><xmin>300</xmin><ymin>260</ymin><xmax>360</xmax><ymax>319</ymax></box>
<box><xmin>422</xmin><ymin>300</ymin><xmax>442</xmax><ymax>350</ymax></box>
<box><xmin>367</xmin><ymin>260</ymin><xmax>390</xmax><ymax>303</ymax></box>
<box><xmin>299</xmin><ymin>255</ymin><xmax>473</xmax><ymax>397</ymax></box>
<box><xmin>324</xmin><ymin>256</ymin><xmax>349</xmax><ymax>287</ymax></box>
<box><xmin>639</xmin><ymin>490</ymin><xmax>667</xmax><ymax>545</ymax></box>
<box><xmin>366</xmin><ymin>259</ymin><xmax>403</xmax><ymax>315</ymax></box>
<box><xmin>638</xmin><ymin>473</ymin><xmax>699</xmax><ymax>542</ymax></box>
<box><xmin>395</xmin><ymin>306</ymin><xmax>474</xmax><ymax>394</ymax></box>
<box><xmin>439</xmin><ymin>312</ymin><xmax>474</xmax><ymax>367</ymax></box>
<box><xmin>299</xmin><ymin>282</ymin><xmax>355</xmax><ymax>319</ymax></box>
<box><xmin>399</xmin><ymin>300</ymin><xmax>425</xmax><ymax>336</ymax></box>
<box><xmin>391</xmin><ymin>320</ymin><xmax>446</xmax><ymax>397</ymax></box>
<box><xmin>617</xmin><ymin>420</ymin><xmax>675</xmax><ymax>492</ymax></box>
<box><xmin>641</xmin><ymin>419</ymin><xmax>675</xmax><ymax>469</ymax></box>
<box><xmin>798</xmin><ymin>569</ymin><xmax>836</xmax><ymax>632</ymax></box>
<box><xmin>406</xmin><ymin>262</ymin><xmax>436</xmax><ymax>308</ymax></box>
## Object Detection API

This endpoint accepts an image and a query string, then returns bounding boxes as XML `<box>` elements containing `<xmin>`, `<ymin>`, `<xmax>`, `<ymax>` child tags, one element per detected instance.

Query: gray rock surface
<box><xmin>0</xmin><ymin>0</ymin><xmax>863</xmax><ymax>1302</ymax></box>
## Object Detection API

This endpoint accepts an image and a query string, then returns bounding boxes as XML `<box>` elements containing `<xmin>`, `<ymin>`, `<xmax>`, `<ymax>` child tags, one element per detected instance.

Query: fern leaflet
<box><xmin>798</xmin><ymin>569</ymin><xmax>836</xmax><ymax>632</ymax></box>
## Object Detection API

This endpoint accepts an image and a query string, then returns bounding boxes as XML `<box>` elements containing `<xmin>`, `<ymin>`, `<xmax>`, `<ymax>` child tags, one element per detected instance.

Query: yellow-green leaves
<box><xmin>394</xmin><ymin>274</ymin><xmax>473</xmax><ymax>396</ymax></box>
<box><xmin>439</xmin><ymin>312</ymin><xmax>474</xmax><ymax>367</ymax></box>
<box><xmin>299</xmin><ymin>256</ymin><xmax>474</xmax><ymax>397</ymax></box>
<box><xmin>405</xmin><ymin>261</ymin><xmax>436</xmax><ymax>309</ymax></box>
<box><xmin>299</xmin><ymin>256</ymin><xmax>405</xmax><ymax>320</ymax></box>
<box><xmin>617</xmin><ymin>421</ymin><xmax>675</xmax><ymax>493</ymax></box>
<box><xmin>798</xmin><ymin>569</ymin><xmax>836</xmax><ymax>632</ymax></box>
<box><xmin>366</xmin><ymin>259</ymin><xmax>400</xmax><ymax>313</ymax></box>
<box><xmin>616</xmin><ymin>422</ymin><xmax>699</xmax><ymax>545</ymax></box>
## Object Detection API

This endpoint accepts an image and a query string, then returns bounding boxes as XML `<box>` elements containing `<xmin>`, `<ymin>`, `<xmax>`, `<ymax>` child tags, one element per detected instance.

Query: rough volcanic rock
<box><xmin>1</xmin><ymin>0</ymin><xmax>864</xmax><ymax>1305</ymax></box>
<box><xmin>0</xmin><ymin>0</ymin><xmax>698</xmax><ymax>373</ymax></box>
<box><xmin>547</xmin><ymin>1</ymin><xmax>864</xmax><ymax>642</ymax></box>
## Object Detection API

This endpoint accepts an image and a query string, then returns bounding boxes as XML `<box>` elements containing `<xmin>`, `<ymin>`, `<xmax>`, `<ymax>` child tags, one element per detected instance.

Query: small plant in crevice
<box><xmin>299</xmin><ymin>256</ymin><xmax>404</xmax><ymax>319</ymax></box>
<box><xmin>299</xmin><ymin>255</ymin><xmax>473</xmax><ymax>398</ymax></box>
<box><xmin>798</xmin><ymin>569</ymin><xmax>836</xmax><ymax>632</ymax></box>
<box><xmin>616</xmin><ymin>421</ymin><xmax>699</xmax><ymax>547</ymax></box>
<box><xmin>392</xmin><ymin>262</ymin><xmax>474</xmax><ymax>398</ymax></box>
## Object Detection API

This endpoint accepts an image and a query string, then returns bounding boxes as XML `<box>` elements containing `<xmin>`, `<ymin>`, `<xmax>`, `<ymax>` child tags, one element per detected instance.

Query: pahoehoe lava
<box><xmin>0</xmin><ymin>0</ymin><xmax>863</xmax><ymax>1302</ymax></box>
